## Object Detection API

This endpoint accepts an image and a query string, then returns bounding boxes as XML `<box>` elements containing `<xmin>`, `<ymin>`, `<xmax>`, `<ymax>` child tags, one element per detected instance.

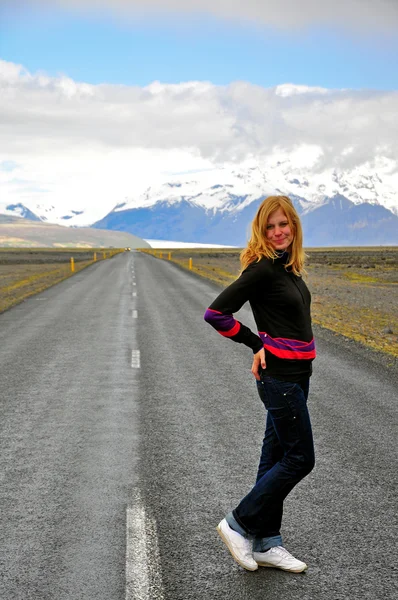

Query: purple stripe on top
<box><xmin>273</xmin><ymin>338</ymin><xmax>314</xmax><ymax>349</ymax></box>
<box><xmin>204</xmin><ymin>308</ymin><xmax>236</xmax><ymax>332</ymax></box>
<box><xmin>258</xmin><ymin>332</ymin><xmax>315</xmax><ymax>353</ymax></box>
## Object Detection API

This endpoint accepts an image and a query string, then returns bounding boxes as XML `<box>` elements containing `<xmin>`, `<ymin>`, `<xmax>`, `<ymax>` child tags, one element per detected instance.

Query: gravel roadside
<box><xmin>313</xmin><ymin>323</ymin><xmax>398</xmax><ymax>379</ymax></box>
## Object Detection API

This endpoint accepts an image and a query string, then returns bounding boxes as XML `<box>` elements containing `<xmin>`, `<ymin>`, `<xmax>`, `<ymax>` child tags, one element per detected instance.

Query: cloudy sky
<box><xmin>1</xmin><ymin>0</ymin><xmax>397</xmax><ymax>222</ymax></box>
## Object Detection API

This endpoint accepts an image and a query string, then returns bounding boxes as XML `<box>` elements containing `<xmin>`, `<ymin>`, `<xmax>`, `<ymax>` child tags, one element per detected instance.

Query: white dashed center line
<box><xmin>126</xmin><ymin>259</ymin><xmax>163</xmax><ymax>598</ymax></box>
<box><xmin>131</xmin><ymin>350</ymin><xmax>140</xmax><ymax>368</ymax></box>
<box><xmin>126</xmin><ymin>491</ymin><xmax>164</xmax><ymax>600</ymax></box>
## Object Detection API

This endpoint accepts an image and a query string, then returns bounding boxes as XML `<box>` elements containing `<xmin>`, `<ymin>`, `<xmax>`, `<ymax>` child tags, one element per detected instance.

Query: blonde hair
<box><xmin>240</xmin><ymin>195</ymin><xmax>306</xmax><ymax>276</ymax></box>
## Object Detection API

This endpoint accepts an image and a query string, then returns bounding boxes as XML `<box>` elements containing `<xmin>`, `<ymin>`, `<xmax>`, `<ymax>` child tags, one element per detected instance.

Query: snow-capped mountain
<box><xmin>102</xmin><ymin>156</ymin><xmax>398</xmax><ymax>217</ymax></box>
<box><xmin>92</xmin><ymin>160</ymin><xmax>398</xmax><ymax>246</ymax></box>
<box><xmin>2</xmin><ymin>157</ymin><xmax>398</xmax><ymax>246</ymax></box>
<box><xmin>0</xmin><ymin>201</ymin><xmax>42</xmax><ymax>222</ymax></box>
<box><xmin>0</xmin><ymin>200</ymin><xmax>113</xmax><ymax>228</ymax></box>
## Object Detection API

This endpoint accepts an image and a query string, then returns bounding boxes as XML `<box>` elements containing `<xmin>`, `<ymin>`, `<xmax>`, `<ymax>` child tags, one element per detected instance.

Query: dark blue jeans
<box><xmin>227</xmin><ymin>374</ymin><xmax>315</xmax><ymax>552</ymax></box>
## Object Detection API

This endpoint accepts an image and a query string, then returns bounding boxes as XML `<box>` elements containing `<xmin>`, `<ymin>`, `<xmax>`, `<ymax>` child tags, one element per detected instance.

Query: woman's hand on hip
<box><xmin>252</xmin><ymin>348</ymin><xmax>266</xmax><ymax>381</ymax></box>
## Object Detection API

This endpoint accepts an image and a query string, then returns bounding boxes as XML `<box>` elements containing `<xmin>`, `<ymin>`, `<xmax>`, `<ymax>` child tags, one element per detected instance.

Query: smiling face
<box><xmin>265</xmin><ymin>207</ymin><xmax>294</xmax><ymax>251</ymax></box>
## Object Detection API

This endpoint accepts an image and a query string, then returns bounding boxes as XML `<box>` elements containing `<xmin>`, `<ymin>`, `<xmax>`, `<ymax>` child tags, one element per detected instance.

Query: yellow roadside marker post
<box><xmin>168</xmin><ymin>252</ymin><xmax>171</xmax><ymax>260</ymax></box>
<box><xmin>70</xmin><ymin>257</ymin><xmax>75</xmax><ymax>272</ymax></box>
<box><xmin>159</xmin><ymin>252</ymin><xmax>163</xmax><ymax>259</ymax></box>
<box><xmin>93</xmin><ymin>252</ymin><xmax>97</xmax><ymax>262</ymax></box>
<box><xmin>189</xmin><ymin>258</ymin><xmax>192</xmax><ymax>270</ymax></box>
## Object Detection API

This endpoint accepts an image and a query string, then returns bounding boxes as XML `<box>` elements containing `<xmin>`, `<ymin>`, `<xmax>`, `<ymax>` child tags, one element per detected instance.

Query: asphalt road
<box><xmin>0</xmin><ymin>251</ymin><xmax>397</xmax><ymax>600</ymax></box>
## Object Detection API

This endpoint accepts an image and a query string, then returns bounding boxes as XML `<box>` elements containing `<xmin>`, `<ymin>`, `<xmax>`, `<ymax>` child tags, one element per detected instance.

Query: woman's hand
<box><xmin>251</xmin><ymin>348</ymin><xmax>266</xmax><ymax>381</ymax></box>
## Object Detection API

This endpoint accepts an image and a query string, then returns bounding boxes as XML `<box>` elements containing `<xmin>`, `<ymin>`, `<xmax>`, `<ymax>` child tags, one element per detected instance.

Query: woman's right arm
<box><xmin>203</xmin><ymin>261</ymin><xmax>264</xmax><ymax>355</ymax></box>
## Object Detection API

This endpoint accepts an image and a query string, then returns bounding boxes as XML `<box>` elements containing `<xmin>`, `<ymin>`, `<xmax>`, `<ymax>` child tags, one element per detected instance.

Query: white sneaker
<box><xmin>216</xmin><ymin>519</ymin><xmax>258</xmax><ymax>571</ymax></box>
<box><xmin>253</xmin><ymin>546</ymin><xmax>307</xmax><ymax>573</ymax></box>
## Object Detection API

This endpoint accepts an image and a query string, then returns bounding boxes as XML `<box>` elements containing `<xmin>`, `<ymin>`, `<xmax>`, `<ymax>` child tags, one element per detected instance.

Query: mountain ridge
<box><xmin>92</xmin><ymin>193</ymin><xmax>398</xmax><ymax>247</ymax></box>
<box><xmin>2</xmin><ymin>159</ymin><xmax>397</xmax><ymax>246</ymax></box>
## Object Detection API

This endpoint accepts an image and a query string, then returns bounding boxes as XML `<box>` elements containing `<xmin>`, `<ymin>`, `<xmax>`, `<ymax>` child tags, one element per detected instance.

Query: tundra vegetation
<box><xmin>142</xmin><ymin>247</ymin><xmax>398</xmax><ymax>360</ymax></box>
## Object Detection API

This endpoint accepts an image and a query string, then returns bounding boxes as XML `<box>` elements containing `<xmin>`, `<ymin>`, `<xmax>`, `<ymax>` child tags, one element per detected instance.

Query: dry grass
<box><xmin>141</xmin><ymin>247</ymin><xmax>398</xmax><ymax>358</ymax></box>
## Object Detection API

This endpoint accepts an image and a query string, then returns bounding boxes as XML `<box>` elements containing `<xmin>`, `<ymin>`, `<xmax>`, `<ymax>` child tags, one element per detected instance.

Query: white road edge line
<box><xmin>133</xmin><ymin>310</ymin><xmax>138</xmax><ymax>319</ymax></box>
<box><xmin>126</xmin><ymin>493</ymin><xmax>164</xmax><ymax>600</ymax></box>
<box><xmin>132</xmin><ymin>292</ymin><xmax>137</xmax><ymax>297</ymax></box>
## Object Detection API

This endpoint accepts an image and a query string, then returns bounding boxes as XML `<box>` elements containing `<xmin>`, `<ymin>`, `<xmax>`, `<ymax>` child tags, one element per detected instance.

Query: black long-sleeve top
<box><xmin>204</xmin><ymin>253</ymin><xmax>316</xmax><ymax>382</ymax></box>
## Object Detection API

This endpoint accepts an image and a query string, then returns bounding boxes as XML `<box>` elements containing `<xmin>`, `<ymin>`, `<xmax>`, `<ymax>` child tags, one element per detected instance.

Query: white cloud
<box><xmin>1</xmin><ymin>59</ymin><xmax>397</xmax><ymax>221</ymax></box>
<box><xmin>15</xmin><ymin>0</ymin><xmax>398</xmax><ymax>33</ymax></box>
<box><xmin>2</xmin><ymin>61</ymin><xmax>397</xmax><ymax>162</ymax></box>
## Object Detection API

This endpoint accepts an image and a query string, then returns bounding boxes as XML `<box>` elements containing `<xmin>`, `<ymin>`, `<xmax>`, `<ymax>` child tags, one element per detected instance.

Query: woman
<box><xmin>204</xmin><ymin>195</ymin><xmax>316</xmax><ymax>573</ymax></box>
